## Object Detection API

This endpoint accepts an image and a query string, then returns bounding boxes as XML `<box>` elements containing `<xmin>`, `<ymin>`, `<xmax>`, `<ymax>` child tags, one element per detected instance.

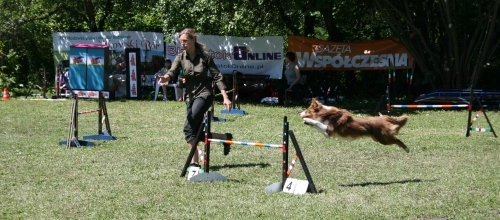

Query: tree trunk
<box><xmin>303</xmin><ymin>15</ymin><xmax>315</xmax><ymax>37</ymax></box>
<box><xmin>319</xmin><ymin>6</ymin><xmax>343</xmax><ymax>42</ymax></box>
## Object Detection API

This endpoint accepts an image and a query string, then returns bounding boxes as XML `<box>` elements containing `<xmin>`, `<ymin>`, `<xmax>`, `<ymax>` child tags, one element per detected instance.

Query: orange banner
<box><xmin>288</xmin><ymin>36</ymin><xmax>414</xmax><ymax>71</ymax></box>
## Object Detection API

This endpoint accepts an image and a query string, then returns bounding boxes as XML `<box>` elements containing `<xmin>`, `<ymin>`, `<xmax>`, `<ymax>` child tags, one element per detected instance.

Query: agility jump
<box><xmin>210</xmin><ymin>88</ymin><xmax>234</xmax><ymax>122</ymax></box>
<box><xmin>59</xmin><ymin>91</ymin><xmax>116</xmax><ymax>148</ymax></box>
<box><xmin>179</xmin><ymin>111</ymin><xmax>317</xmax><ymax>194</ymax></box>
<box><xmin>374</xmin><ymin>60</ymin><xmax>496</xmax><ymax>138</ymax></box>
<box><xmin>390</xmin><ymin>104</ymin><xmax>469</xmax><ymax>109</ymax></box>
<box><xmin>220</xmin><ymin>70</ymin><xmax>247</xmax><ymax>115</ymax></box>
<box><xmin>58</xmin><ymin>72</ymin><xmax>116</xmax><ymax>148</ymax></box>
<box><xmin>375</xmin><ymin>85</ymin><xmax>497</xmax><ymax>138</ymax></box>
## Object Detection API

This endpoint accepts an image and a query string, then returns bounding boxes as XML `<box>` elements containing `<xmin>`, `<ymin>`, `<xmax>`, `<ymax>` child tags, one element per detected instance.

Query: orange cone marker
<box><xmin>2</xmin><ymin>88</ymin><xmax>10</xmax><ymax>101</ymax></box>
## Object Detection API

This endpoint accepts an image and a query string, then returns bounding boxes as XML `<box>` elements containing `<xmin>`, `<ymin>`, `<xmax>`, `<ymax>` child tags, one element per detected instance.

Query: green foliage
<box><xmin>0</xmin><ymin>0</ymin><xmax>499</xmax><ymax>99</ymax></box>
<box><xmin>0</xmin><ymin>47</ymin><xmax>20</xmax><ymax>89</ymax></box>
<box><xmin>374</xmin><ymin>0</ymin><xmax>500</xmax><ymax>89</ymax></box>
<box><xmin>160</xmin><ymin>0</ymin><xmax>295</xmax><ymax>40</ymax></box>
<box><xmin>0</xmin><ymin>68</ymin><xmax>16</xmax><ymax>90</ymax></box>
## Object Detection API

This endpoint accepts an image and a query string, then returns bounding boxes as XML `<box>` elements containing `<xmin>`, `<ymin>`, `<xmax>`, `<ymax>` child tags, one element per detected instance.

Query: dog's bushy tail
<box><xmin>387</xmin><ymin>115</ymin><xmax>408</xmax><ymax>133</ymax></box>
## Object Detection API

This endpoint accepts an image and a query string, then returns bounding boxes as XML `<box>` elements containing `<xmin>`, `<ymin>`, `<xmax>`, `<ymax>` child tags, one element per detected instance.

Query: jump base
<box><xmin>59</xmin><ymin>139</ymin><xmax>95</xmax><ymax>147</ymax></box>
<box><xmin>264</xmin><ymin>182</ymin><xmax>283</xmax><ymax>194</ymax></box>
<box><xmin>220</xmin><ymin>109</ymin><xmax>247</xmax><ymax>115</ymax></box>
<box><xmin>189</xmin><ymin>173</ymin><xmax>227</xmax><ymax>182</ymax></box>
<box><xmin>83</xmin><ymin>134</ymin><xmax>117</xmax><ymax>141</ymax></box>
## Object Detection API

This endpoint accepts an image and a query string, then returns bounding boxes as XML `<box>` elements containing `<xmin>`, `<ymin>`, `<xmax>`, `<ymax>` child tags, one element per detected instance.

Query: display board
<box><xmin>69</xmin><ymin>44</ymin><xmax>109</xmax><ymax>91</ymax></box>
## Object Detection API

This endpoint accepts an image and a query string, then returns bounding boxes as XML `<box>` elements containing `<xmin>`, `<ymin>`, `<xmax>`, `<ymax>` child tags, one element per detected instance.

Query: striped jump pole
<box><xmin>470</xmin><ymin>127</ymin><xmax>493</xmax><ymax>132</ymax></box>
<box><xmin>386</xmin><ymin>86</ymin><xmax>391</xmax><ymax>114</ymax></box>
<box><xmin>470</xmin><ymin>110</ymin><xmax>482</xmax><ymax>125</ymax></box>
<box><xmin>406</xmin><ymin>62</ymin><xmax>414</xmax><ymax>101</ymax></box>
<box><xmin>391</xmin><ymin>104</ymin><xmax>469</xmax><ymax>109</ymax></box>
<box><xmin>78</xmin><ymin>108</ymin><xmax>101</xmax><ymax>115</ymax></box>
<box><xmin>207</xmin><ymin>139</ymin><xmax>282</xmax><ymax>148</ymax></box>
<box><xmin>197</xmin><ymin>145</ymin><xmax>206</xmax><ymax>168</ymax></box>
<box><xmin>469</xmin><ymin>110</ymin><xmax>493</xmax><ymax>133</ymax></box>
<box><xmin>388</xmin><ymin>59</ymin><xmax>396</xmax><ymax>105</ymax></box>
<box><xmin>286</xmin><ymin>154</ymin><xmax>299</xmax><ymax>176</ymax></box>
<box><xmin>392</xmin><ymin>62</ymin><xmax>396</xmax><ymax>97</ymax></box>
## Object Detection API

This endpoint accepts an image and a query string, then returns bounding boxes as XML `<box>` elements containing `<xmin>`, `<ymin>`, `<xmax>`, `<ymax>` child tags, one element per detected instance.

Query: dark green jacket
<box><xmin>166</xmin><ymin>48</ymin><xmax>226</xmax><ymax>102</ymax></box>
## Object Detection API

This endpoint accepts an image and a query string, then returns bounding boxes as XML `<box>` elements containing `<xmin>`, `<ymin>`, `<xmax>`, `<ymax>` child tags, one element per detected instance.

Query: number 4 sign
<box><xmin>283</xmin><ymin>178</ymin><xmax>309</xmax><ymax>195</ymax></box>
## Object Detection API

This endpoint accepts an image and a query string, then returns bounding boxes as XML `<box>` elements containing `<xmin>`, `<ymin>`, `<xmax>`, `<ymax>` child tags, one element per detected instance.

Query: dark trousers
<box><xmin>184</xmin><ymin>95</ymin><xmax>213</xmax><ymax>142</ymax></box>
<box><xmin>278</xmin><ymin>83</ymin><xmax>304</xmax><ymax>104</ymax></box>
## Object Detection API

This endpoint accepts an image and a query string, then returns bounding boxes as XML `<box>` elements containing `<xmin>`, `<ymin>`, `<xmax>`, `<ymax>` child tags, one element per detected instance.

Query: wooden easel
<box><xmin>59</xmin><ymin>92</ymin><xmax>115</xmax><ymax>148</ymax></box>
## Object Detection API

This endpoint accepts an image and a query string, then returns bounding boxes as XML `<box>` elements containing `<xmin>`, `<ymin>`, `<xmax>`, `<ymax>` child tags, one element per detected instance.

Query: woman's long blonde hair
<box><xmin>179</xmin><ymin>28</ymin><xmax>205</xmax><ymax>51</ymax></box>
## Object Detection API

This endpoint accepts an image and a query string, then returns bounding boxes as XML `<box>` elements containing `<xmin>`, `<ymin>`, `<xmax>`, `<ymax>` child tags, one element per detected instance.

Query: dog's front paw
<box><xmin>302</xmin><ymin>118</ymin><xmax>316</xmax><ymax>126</ymax></box>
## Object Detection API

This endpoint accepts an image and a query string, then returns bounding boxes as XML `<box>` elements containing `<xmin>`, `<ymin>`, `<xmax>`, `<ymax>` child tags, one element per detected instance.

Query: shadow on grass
<box><xmin>209</xmin><ymin>162</ymin><xmax>271</xmax><ymax>171</ymax></box>
<box><xmin>339</xmin><ymin>178</ymin><xmax>438</xmax><ymax>187</ymax></box>
<box><xmin>209</xmin><ymin>116</ymin><xmax>238</xmax><ymax>123</ymax></box>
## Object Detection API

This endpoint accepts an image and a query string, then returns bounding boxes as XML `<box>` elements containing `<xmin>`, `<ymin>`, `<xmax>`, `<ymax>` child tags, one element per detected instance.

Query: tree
<box><xmin>0</xmin><ymin>0</ymin><xmax>64</xmax><ymax>87</ymax></box>
<box><xmin>160</xmin><ymin>0</ymin><xmax>294</xmax><ymax>40</ymax></box>
<box><xmin>1</xmin><ymin>0</ymin><xmax>498</xmax><ymax>98</ymax></box>
<box><xmin>58</xmin><ymin>0</ymin><xmax>114</xmax><ymax>32</ymax></box>
<box><xmin>374</xmin><ymin>0</ymin><xmax>500</xmax><ymax>89</ymax></box>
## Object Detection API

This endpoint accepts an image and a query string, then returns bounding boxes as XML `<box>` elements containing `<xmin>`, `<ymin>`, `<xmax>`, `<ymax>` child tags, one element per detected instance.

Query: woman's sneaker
<box><xmin>189</xmin><ymin>163</ymin><xmax>201</xmax><ymax>167</ymax></box>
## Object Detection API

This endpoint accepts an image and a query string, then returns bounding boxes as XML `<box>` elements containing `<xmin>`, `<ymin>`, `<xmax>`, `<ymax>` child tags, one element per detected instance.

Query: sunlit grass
<box><xmin>0</xmin><ymin>98</ymin><xmax>499</xmax><ymax>219</ymax></box>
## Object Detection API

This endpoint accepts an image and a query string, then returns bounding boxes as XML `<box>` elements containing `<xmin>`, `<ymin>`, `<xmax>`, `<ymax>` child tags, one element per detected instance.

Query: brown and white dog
<box><xmin>299</xmin><ymin>98</ymin><xmax>409</xmax><ymax>153</ymax></box>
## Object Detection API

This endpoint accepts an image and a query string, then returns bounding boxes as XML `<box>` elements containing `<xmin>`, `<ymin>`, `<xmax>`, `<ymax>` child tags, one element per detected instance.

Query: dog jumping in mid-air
<box><xmin>299</xmin><ymin>98</ymin><xmax>409</xmax><ymax>153</ymax></box>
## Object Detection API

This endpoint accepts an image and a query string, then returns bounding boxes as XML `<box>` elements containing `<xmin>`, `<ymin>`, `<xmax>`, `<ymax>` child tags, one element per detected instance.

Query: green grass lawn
<box><xmin>1</xmin><ymin>98</ymin><xmax>499</xmax><ymax>219</ymax></box>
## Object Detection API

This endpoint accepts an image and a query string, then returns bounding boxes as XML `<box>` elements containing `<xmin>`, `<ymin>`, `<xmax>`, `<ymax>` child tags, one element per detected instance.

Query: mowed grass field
<box><xmin>1</xmin><ymin>97</ymin><xmax>499</xmax><ymax>219</ymax></box>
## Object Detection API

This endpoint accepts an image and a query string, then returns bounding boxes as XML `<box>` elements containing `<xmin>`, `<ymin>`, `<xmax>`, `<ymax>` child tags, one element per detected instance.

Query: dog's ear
<box><xmin>311</xmin><ymin>98</ymin><xmax>318</xmax><ymax>107</ymax></box>
<box><xmin>311</xmin><ymin>98</ymin><xmax>322</xmax><ymax>110</ymax></box>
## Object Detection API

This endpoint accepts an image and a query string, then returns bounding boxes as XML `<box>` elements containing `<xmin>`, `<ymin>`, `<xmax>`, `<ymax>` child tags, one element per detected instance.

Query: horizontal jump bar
<box><xmin>470</xmin><ymin>127</ymin><xmax>492</xmax><ymax>132</ymax></box>
<box><xmin>207</xmin><ymin>139</ymin><xmax>282</xmax><ymax>148</ymax></box>
<box><xmin>78</xmin><ymin>109</ymin><xmax>101</xmax><ymax>114</ymax></box>
<box><xmin>391</xmin><ymin>104</ymin><xmax>468</xmax><ymax>108</ymax></box>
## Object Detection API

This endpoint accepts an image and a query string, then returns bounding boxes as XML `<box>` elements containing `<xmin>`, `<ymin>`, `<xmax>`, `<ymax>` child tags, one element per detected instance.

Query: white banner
<box><xmin>52</xmin><ymin>31</ymin><xmax>163</xmax><ymax>76</ymax></box>
<box><xmin>166</xmin><ymin>34</ymin><xmax>284</xmax><ymax>79</ymax></box>
<box><xmin>53</xmin><ymin>31</ymin><xmax>163</xmax><ymax>53</ymax></box>
<box><xmin>53</xmin><ymin>31</ymin><xmax>164</xmax><ymax>98</ymax></box>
